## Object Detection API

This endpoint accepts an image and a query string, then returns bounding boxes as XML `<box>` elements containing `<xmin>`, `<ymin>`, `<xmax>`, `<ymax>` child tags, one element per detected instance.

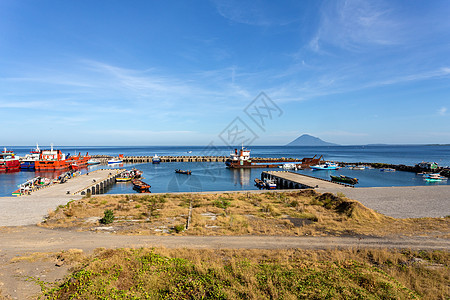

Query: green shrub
<box><xmin>99</xmin><ymin>209</ymin><xmax>114</xmax><ymax>224</ymax></box>
<box><xmin>173</xmin><ymin>224</ymin><xmax>185</xmax><ymax>233</ymax></box>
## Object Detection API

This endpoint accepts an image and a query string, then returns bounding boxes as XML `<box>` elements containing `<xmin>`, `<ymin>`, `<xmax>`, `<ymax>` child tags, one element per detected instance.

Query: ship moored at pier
<box><xmin>225</xmin><ymin>146</ymin><xmax>324</xmax><ymax>169</ymax></box>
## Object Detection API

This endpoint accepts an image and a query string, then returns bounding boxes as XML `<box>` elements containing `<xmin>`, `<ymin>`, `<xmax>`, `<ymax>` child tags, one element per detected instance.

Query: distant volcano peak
<box><xmin>286</xmin><ymin>134</ymin><xmax>338</xmax><ymax>146</ymax></box>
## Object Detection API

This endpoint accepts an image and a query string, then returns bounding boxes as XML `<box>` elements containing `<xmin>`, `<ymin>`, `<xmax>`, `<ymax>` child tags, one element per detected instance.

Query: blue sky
<box><xmin>1</xmin><ymin>0</ymin><xmax>449</xmax><ymax>146</ymax></box>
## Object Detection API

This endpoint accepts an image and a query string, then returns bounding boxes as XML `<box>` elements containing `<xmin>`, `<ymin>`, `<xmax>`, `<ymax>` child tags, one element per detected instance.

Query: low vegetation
<box><xmin>40</xmin><ymin>191</ymin><xmax>449</xmax><ymax>237</ymax></box>
<box><xmin>24</xmin><ymin>247</ymin><xmax>449</xmax><ymax>299</ymax></box>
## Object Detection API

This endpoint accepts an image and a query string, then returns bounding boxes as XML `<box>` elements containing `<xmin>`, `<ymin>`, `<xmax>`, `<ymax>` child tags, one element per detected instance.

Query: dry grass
<box><xmin>39</xmin><ymin>191</ymin><xmax>450</xmax><ymax>237</ymax></box>
<box><xmin>32</xmin><ymin>247</ymin><xmax>449</xmax><ymax>299</ymax></box>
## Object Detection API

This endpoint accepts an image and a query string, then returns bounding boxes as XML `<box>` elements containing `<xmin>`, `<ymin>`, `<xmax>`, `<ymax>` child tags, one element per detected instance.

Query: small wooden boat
<box><xmin>175</xmin><ymin>169</ymin><xmax>191</xmax><ymax>175</ymax></box>
<box><xmin>254</xmin><ymin>178</ymin><xmax>265</xmax><ymax>188</ymax></box>
<box><xmin>132</xmin><ymin>179</ymin><xmax>151</xmax><ymax>193</ymax></box>
<box><xmin>380</xmin><ymin>168</ymin><xmax>395</xmax><ymax>172</ymax></box>
<box><xmin>330</xmin><ymin>175</ymin><xmax>359</xmax><ymax>185</ymax></box>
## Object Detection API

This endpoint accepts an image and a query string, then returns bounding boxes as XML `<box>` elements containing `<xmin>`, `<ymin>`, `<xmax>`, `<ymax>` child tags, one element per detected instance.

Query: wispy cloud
<box><xmin>213</xmin><ymin>0</ymin><xmax>301</xmax><ymax>26</ymax></box>
<box><xmin>310</xmin><ymin>0</ymin><xmax>402</xmax><ymax>52</ymax></box>
<box><xmin>438</xmin><ymin>107</ymin><xmax>447</xmax><ymax>116</ymax></box>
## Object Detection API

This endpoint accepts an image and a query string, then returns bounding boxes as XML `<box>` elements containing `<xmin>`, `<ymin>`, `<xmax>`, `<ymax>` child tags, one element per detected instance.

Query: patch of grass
<box><xmin>39</xmin><ymin>192</ymin><xmax>450</xmax><ymax>238</ymax></box>
<box><xmin>33</xmin><ymin>248</ymin><xmax>449</xmax><ymax>299</ymax></box>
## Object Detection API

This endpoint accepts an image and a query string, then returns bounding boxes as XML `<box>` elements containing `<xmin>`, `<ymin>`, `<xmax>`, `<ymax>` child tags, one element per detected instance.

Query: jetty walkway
<box><xmin>261</xmin><ymin>171</ymin><xmax>353</xmax><ymax>189</ymax></box>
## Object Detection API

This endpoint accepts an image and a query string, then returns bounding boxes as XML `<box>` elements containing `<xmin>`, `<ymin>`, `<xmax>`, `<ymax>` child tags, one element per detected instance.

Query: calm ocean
<box><xmin>1</xmin><ymin>145</ymin><xmax>449</xmax><ymax>197</ymax></box>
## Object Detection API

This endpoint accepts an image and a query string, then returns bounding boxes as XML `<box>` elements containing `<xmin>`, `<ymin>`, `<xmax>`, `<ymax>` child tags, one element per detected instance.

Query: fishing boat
<box><xmin>87</xmin><ymin>158</ymin><xmax>101</xmax><ymax>165</ymax></box>
<box><xmin>116</xmin><ymin>172</ymin><xmax>133</xmax><ymax>182</ymax></box>
<box><xmin>20</xmin><ymin>144</ymin><xmax>42</xmax><ymax>169</ymax></box>
<box><xmin>175</xmin><ymin>169</ymin><xmax>191</xmax><ymax>175</ymax></box>
<box><xmin>348</xmin><ymin>165</ymin><xmax>365</xmax><ymax>170</ymax></box>
<box><xmin>152</xmin><ymin>154</ymin><xmax>161</xmax><ymax>164</ymax></box>
<box><xmin>280</xmin><ymin>163</ymin><xmax>298</xmax><ymax>170</ymax></box>
<box><xmin>0</xmin><ymin>148</ymin><xmax>20</xmax><ymax>172</ymax></box>
<box><xmin>34</xmin><ymin>144</ymin><xmax>90</xmax><ymax>171</ymax></box>
<box><xmin>310</xmin><ymin>162</ymin><xmax>340</xmax><ymax>170</ymax></box>
<box><xmin>264</xmin><ymin>178</ymin><xmax>277</xmax><ymax>190</ymax></box>
<box><xmin>108</xmin><ymin>154</ymin><xmax>124</xmax><ymax>164</ymax></box>
<box><xmin>254</xmin><ymin>178</ymin><xmax>265</xmax><ymax>188</ymax></box>
<box><xmin>423</xmin><ymin>173</ymin><xmax>447</xmax><ymax>182</ymax></box>
<box><xmin>130</xmin><ymin>168</ymin><xmax>143</xmax><ymax>178</ymax></box>
<box><xmin>132</xmin><ymin>179</ymin><xmax>151</xmax><ymax>193</ymax></box>
<box><xmin>330</xmin><ymin>175</ymin><xmax>359</xmax><ymax>185</ymax></box>
<box><xmin>380</xmin><ymin>168</ymin><xmax>396</xmax><ymax>172</ymax></box>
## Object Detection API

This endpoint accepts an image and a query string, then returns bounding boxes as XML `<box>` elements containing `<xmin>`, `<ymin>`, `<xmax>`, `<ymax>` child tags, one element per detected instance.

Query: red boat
<box><xmin>34</xmin><ymin>145</ymin><xmax>90</xmax><ymax>171</ymax></box>
<box><xmin>0</xmin><ymin>148</ymin><xmax>20</xmax><ymax>172</ymax></box>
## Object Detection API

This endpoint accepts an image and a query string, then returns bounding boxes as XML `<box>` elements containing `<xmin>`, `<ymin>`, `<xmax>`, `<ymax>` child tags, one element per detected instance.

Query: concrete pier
<box><xmin>27</xmin><ymin>169</ymin><xmax>126</xmax><ymax>197</ymax></box>
<box><xmin>262</xmin><ymin>171</ymin><xmax>353</xmax><ymax>189</ymax></box>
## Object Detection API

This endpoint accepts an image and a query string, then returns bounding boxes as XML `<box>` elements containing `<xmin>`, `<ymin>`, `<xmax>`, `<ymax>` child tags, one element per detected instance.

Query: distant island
<box><xmin>286</xmin><ymin>134</ymin><xmax>339</xmax><ymax>146</ymax></box>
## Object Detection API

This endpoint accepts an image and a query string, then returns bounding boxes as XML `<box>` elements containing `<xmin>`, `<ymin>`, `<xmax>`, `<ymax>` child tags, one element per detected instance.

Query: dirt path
<box><xmin>0</xmin><ymin>226</ymin><xmax>449</xmax><ymax>299</ymax></box>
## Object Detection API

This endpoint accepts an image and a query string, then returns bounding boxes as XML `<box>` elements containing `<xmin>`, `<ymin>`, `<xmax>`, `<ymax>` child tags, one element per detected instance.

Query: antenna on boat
<box><xmin>50</xmin><ymin>143</ymin><xmax>53</xmax><ymax>151</ymax></box>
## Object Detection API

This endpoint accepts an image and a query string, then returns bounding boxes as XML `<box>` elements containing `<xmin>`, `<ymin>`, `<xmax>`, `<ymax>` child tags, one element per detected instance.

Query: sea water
<box><xmin>1</xmin><ymin>145</ymin><xmax>449</xmax><ymax>196</ymax></box>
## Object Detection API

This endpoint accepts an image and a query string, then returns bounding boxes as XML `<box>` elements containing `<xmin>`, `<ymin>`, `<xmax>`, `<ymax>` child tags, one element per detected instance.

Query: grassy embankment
<box><xmin>12</xmin><ymin>247</ymin><xmax>450</xmax><ymax>299</ymax></box>
<box><xmin>40</xmin><ymin>190</ymin><xmax>449</xmax><ymax>237</ymax></box>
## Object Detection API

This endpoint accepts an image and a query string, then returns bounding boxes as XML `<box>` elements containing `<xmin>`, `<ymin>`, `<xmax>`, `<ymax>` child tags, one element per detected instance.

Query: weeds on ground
<box><xmin>32</xmin><ymin>248</ymin><xmax>449</xmax><ymax>299</ymax></box>
<box><xmin>40</xmin><ymin>191</ymin><xmax>450</xmax><ymax>237</ymax></box>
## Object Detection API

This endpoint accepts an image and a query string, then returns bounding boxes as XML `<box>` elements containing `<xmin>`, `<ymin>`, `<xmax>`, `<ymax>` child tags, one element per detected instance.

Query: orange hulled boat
<box><xmin>34</xmin><ymin>145</ymin><xmax>90</xmax><ymax>171</ymax></box>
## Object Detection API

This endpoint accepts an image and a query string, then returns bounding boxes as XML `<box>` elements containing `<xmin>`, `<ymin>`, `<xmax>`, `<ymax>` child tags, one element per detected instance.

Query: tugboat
<box><xmin>152</xmin><ymin>154</ymin><xmax>161</xmax><ymax>164</ymax></box>
<box><xmin>132</xmin><ymin>179</ymin><xmax>151</xmax><ymax>193</ymax></box>
<box><xmin>175</xmin><ymin>169</ymin><xmax>191</xmax><ymax>175</ymax></box>
<box><xmin>0</xmin><ymin>148</ymin><xmax>20</xmax><ymax>172</ymax></box>
<box><xmin>330</xmin><ymin>175</ymin><xmax>359</xmax><ymax>185</ymax></box>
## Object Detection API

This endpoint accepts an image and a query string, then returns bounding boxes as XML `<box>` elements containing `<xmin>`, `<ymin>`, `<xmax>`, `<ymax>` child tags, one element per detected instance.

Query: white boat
<box><xmin>87</xmin><ymin>159</ymin><xmax>101</xmax><ymax>165</ymax></box>
<box><xmin>380</xmin><ymin>168</ymin><xmax>395</xmax><ymax>172</ymax></box>
<box><xmin>310</xmin><ymin>162</ymin><xmax>340</xmax><ymax>170</ymax></box>
<box><xmin>281</xmin><ymin>163</ymin><xmax>297</xmax><ymax>170</ymax></box>
<box><xmin>152</xmin><ymin>154</ymin><xmax>161</xmax><ymax>164</ymax></box>
<box><xmin>349</xmin><ymin>165</ymin><xmax>365</xmax><ymax>170</ymax></box>
<box><xmin>423</xmin><ymin>173</ymin><xmax>447</xmax><ymax>181</ymax></box>
<box><xmin>264</xmin><ymin>178</ymin><xmax>277</xmax><ymax>189</ymax></box>
<box><xmin>108</xmin><ymin>158</ymin><xmax>123</xmax><ymax>164</ymax></box>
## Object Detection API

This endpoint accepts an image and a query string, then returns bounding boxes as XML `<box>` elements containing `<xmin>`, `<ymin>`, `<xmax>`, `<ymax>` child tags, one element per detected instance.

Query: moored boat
<box><xmin>20</xmin><ymin>144</ymin><xmax>41</xmax><ymax>169</ymax></box>
<box><xmin>225</xmin><ymin>146</ymin><xmax>322</xmax><ymax>169</ymax></box>
<box><xmin>310</xmin><ymin>162</ymin><xmax>340</xmax><ymax>170</ymax></box>
<box><xmin>175</xmin><ymin>169</ymin><xmax>191</xmax><ymax>175</ymax></box>
<box><xmin>108</xmin><ymin>155</ymin><xmax>123</xmax><ymax>164</ymax></box>
<box><xmin>264</xmin><ymin>178</ymin><xmax>277</xmax><ymax>190</ymax></box>
<box><xmin>380</xmin><ymin>168</ymin><xmax>395</xmax><ymax>172</ymax></box>
<box><xmin>254</xmin><ymin>178</ymin><xmax>265</xmax><ymax>188</ymax></box>
<box><xmin>87</xmin><ymin>158</ymin><xmax>101</xmax><ymax>165</ymax></box>
<box><xmin>423</xmin><ymin>173</ymin><xmax>447</xmax><ymax>181</ymax></box>
<box><xmin>0</xmin><ymin>148</ymin><xmax>20</xmax><ymax>172</ymax></box>
<box><xmin>152</xmin><ymin>154</ymin><xmax>161</xmax><ymax>164</ymax></box>
<box><xmin>330</xmin><ymin>175</ymin><xmax>359</xmax><ymax>185</ymax></box>
<box><xmin>132</xmin><ymin>179</ymin><xmax>151</xmax><ymax>193</ymax></box>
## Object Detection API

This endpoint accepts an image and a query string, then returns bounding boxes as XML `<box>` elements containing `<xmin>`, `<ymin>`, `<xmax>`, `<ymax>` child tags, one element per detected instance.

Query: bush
<box><xmin>99</xmin><ymin>209</ymin><xmax>114</xmax><ymax>224</ymax></box>
<box><xmin>173</xmin><ymin>224</ymin><xmax>185</xmax><ymax>233</ymax></box>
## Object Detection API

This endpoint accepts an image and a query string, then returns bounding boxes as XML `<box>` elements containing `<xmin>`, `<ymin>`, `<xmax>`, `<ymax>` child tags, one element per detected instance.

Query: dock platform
<box><xmin>261</xmin><ymin>171</ymin><xmax>353</xmax><ymax>189</ymax></box>
<box><xmin>28</xmin><ymin>169</ymin><xmax>126</xmax><ymax>197</ymax></box>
